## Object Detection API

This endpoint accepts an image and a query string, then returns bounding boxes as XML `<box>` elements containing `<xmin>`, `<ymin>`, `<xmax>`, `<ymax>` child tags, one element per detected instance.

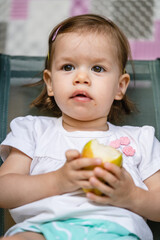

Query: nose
<box><xmin>73</xmin><ymin>71</ymin><xmax>91</xmax><ymax>86</ymax></box>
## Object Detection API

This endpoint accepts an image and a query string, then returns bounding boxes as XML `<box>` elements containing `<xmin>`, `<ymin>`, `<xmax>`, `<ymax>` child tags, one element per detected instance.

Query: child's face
<box><xmin>44</xmin><ymin>32</ymin><xmax>129</xmax><ymax>128</ymax></box>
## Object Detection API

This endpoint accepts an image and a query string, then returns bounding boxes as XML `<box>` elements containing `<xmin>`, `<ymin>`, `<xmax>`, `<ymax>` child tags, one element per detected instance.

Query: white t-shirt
<box><xmin>1</xmin><ymin>115</ymin><xmax>160</xmax><ymax>239</ymax></box>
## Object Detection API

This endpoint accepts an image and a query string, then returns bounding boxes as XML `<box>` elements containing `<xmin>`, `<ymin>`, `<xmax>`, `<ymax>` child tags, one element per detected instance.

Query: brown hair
<box><xmin>31</xmin><ymin>14</ymin><xmax>136</xmax><ymax>123</ymax></box>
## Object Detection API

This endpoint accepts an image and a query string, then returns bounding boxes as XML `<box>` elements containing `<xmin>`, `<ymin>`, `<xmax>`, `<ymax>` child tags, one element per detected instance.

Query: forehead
<box><xmin>53</xmin><ymin>32</ymin><xmax>118</xmax><ymax>61</ymax></box>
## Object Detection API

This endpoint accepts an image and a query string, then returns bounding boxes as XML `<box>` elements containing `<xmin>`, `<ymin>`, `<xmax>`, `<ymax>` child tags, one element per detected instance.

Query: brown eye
<box><xmin>63</xmin><ymin>64</ymin><xmax>75</xmax><ymax>71</ymax></box>
<box><xmin>91</xmin><ymin>66</ymin><xmax>105</xmax><ymax>73</ymax></box>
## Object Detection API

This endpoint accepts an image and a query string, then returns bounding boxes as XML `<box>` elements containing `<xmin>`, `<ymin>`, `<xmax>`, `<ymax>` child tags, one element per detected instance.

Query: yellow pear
<box><xmin>82</xmin><ymin>139</ymin><xmax>122</xmax><ymax>195</ymax></box>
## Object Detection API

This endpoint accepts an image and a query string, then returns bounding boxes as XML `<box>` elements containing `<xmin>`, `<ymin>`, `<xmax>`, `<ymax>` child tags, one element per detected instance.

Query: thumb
<box><xmin>65</xmin><ymin>149</ymin><xmax>81</xmax><ymax>162</ymax></box>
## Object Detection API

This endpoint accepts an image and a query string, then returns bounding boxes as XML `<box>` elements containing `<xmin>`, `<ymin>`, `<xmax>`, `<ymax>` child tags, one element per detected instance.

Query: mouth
<box><xmin>70</xmin><ymin>90</ymin><xmax>92</xmax><ymax>102</ymax></box>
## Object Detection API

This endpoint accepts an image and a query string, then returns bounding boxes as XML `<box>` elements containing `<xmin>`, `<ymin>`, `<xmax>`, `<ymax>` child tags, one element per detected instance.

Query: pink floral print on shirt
<box><xmin>109</xmin><ymin>136</ymin><xmax>135</xmax><ymax>157</ymax></box>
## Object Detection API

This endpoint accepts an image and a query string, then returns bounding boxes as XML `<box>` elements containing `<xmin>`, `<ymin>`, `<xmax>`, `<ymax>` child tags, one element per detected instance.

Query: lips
<box><xmin>70</xmin><ymin>90</ymin><xmax>92</xmax><ymax>102</ymax></box>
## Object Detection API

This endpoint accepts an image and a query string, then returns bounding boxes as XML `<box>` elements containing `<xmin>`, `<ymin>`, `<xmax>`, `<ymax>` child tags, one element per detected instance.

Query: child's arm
<box><xmin>0</xmin><ymin>147</ymin><xmax>63</xmax><ymax>208</ymax></box>
<box><xmin>86</xmin><ymin>163</ymin><xmax>160</xmax><ymax>222</ymax></box>
<box><xmin>0</xmin><ymin>148</ymin><xmax>101</xmax><ymax>209</ymax></box>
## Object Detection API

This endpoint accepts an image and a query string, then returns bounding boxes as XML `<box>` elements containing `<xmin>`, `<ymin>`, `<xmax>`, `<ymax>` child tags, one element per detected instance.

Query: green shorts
<box><xmin>7</xmin><ymin>218</ymin><xmax>140</xmax><ymax>240</ymax></box>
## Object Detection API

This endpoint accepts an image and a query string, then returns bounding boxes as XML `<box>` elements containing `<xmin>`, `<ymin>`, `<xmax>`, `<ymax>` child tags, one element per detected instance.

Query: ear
<box><xmin>43</xmin><ymin>69</ymin><xmax>54</xmax><ymax>96</ymax></box>
<box><xmin>114</xmin><ymin>73</ymin><xmax>130</xmax><ymax>100</ymax></box>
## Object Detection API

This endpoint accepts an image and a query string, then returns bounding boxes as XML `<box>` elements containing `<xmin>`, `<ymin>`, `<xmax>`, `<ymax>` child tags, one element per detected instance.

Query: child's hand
<box><xmin>56</xmin><ymin>149</ymin><xmax>102</xmax><ymax>194</ymax></box>
<box><xmin>86</xmin><ymin>162</ymin><xmax>136</xmax><ymax>209</ymax></box>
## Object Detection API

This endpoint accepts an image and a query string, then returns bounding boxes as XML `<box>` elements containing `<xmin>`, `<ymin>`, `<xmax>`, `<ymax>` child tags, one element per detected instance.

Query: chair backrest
<box><xmin>0</xmin><ymin>54</ymin><xmax>160</xmax><ymax>238</ymax></box>
<box><xmin>0</xmin><ymin>54</ymin><xmax>11</xmax><ymax>237</ymax></box>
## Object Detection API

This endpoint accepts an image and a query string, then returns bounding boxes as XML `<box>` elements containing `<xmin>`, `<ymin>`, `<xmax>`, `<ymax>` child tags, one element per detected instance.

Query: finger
<box><xmin>76</xmin><ymin>169</ymin><xmax>95</xmax><ymax>181</ymax></box>
<box><xmin>80</xmin><ymin>180</ymin><xmax>95</xmax><ymax>190</ymax></box>
<box><xmin>71</xmin><ymin>158</ymin><xmax>102</xmax><ymax>170</ymax></box>
<box><xmin>89</xmin><ymin>176</ymin><xmax>113</xmax><ymax>197</ymax></box>
<box><xmin>65</xmin><ymin>149</ymin><xmax>80</xmax><ymax>162</ymax></box>
<box><xmin>86</xmin><ymin>191</ymin><xmax>111</xmax><ymax>205</ymax></box>
<box><xmin>93</xmin><ymin>167</ymin><xmax>119</xmax><ymax>188</ymax></box>
<box><xmin>103</xmin><ymin>162</ymin><xmax>123</xmax><ymax>179</ymax></box>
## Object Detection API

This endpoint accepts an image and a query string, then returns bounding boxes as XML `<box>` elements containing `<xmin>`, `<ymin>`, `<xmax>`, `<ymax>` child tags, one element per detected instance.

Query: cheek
<box><xmin>96</xmin><ymin>83</ymin><xmax>118</xmax><ymax>110</ymax></box>
<box><xmin>98</xmin><ymin>85</ymin><xmax>116</xmax><ymax>101</ymax></box>
<box><xmin>53</xmin><ymin>91</ymin><xmax>64</xmax><ymax>106</ymax></box>
<box><xmin>52</xmin><ymin>84</ymin><xmax>69</xmax><ymax>111</ymax></box>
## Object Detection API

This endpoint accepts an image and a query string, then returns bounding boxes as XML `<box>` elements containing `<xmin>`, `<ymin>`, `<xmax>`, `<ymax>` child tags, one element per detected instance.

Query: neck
<box><xmin>62</xmin><ymin>114</ymin><xmax>109</xmax><ymax>132</ymax></box>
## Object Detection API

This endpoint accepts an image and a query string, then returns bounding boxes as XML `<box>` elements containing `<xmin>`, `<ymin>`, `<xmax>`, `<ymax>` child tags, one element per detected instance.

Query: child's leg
<box><xmin>0</xmin><ymin>232</ymin><xmax>45</xmax><ymax>240</ymax></box>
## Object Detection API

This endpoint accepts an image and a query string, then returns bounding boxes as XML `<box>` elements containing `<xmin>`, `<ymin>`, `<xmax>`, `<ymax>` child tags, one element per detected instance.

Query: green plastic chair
<box><xmin>0</xmin><ymin>54</ymin><xmax>160</xmax><ymax>239</ymax></box>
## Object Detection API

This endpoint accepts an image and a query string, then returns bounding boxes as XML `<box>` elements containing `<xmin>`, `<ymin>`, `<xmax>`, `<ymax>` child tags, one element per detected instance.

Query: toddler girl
<box><xmin>0</xmin><ymin>14</ymin><xmax>160</xmax><ymax>240</ymax></box>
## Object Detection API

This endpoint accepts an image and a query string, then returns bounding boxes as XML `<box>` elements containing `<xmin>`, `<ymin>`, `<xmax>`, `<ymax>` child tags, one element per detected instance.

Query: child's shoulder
<box><xmin>10</xmin><ymin>115</ymin><xmax>59</xmax><ymax>133</ymax></box>
<box><xmin>11</xmin><ymin>115</ymin><xmax>57</xmax><ymax>126</ymax></box>
<box><xmin>120</xmin><ymin>124</ymin><xmax>155</xmax><ymax>132</ymax></box>
<box><xmin>11</xmin><ymin>114</ymin><xmax>55</xmax><ymax>121</ymax></box>
<box><xmin>109</xmin><ymin>122</ymin><xmax>156</xmax><ymax>139</ymax></box>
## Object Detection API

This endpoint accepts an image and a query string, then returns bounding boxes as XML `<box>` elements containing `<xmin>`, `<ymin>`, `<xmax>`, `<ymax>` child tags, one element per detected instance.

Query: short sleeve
<box><xmin>138</xmin><ymin>126</ymin><xmax>160</xmax><ymax>181</ymax></box>
<box><xmin>0</xmin><ymin>116</ymin><xmax>37</xmax><ymax>161</ymax></box>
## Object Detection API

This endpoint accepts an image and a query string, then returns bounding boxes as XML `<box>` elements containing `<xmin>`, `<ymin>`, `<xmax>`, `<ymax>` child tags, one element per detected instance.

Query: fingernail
<box><xmin>86</xmin><ymin>192</ymin><xmax>93</xmax><ymax>198</ymax></box>
<box><xmin>95</xmin><ymin>158</ymin><xmax>102</xmax><ymax>164</ymax></box>
<box><xmin>104</xmin><ymin>162</ymin><xmax>110</xmax><ymax>168</ymax></box>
